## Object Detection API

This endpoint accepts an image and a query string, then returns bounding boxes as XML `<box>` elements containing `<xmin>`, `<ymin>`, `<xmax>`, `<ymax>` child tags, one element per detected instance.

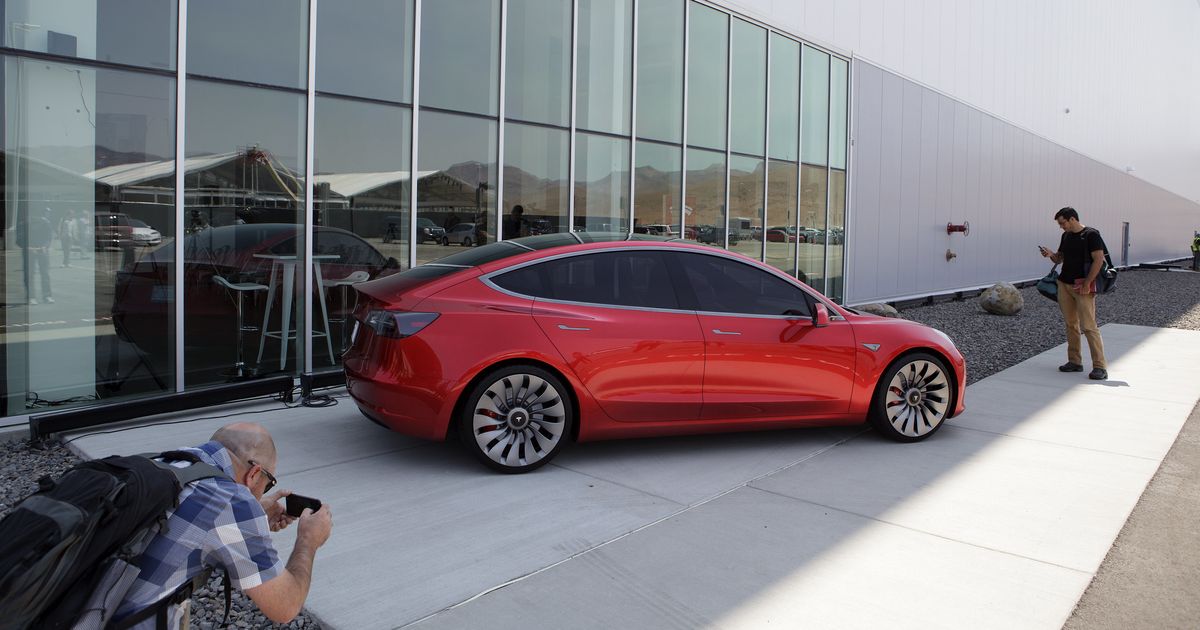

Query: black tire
<box><xmin>868</xmin><ymin>352</ymin><xmax>952</xmax><ymax>442</ymax></box>
<box><xmin>441</xmin><ymin>237</ymin><xmax>449</xmax><ymax>246</ymax></box>
<box><xmin>463</xmin><ymin>237</ymin><xmax>473</xmax><ymax>247</ymax></box>
<box><xmin>457</xmin><ymin>364</ymin><xmax>574</xmax><ymax>473</ymax></box>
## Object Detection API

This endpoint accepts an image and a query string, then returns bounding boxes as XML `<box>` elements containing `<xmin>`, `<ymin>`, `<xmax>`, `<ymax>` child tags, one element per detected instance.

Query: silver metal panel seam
<box><xmin>303</xmin><ymin>0</ymin><xmax>317</xmax><ymax>374</ymax></box>
<box><xmin>761</xmin><ymin>27</ymin><xmax>770</xmax><ymax>264</ymax></box>
<box><xmin>680</xmin><ymin>0</ymin><xmax>689</xmax><ymax>245</ymax></box>
<box><xmin>497</xmin><ymin>0</ymin><xmax>507</xmax><ymax>239</ymax></box>
<box><xmin>842</xmin><ymin>54</ymin><xmax>854</xmax><ymax>302</ymax></box>
<box><xmin>409</xmin><ymin>0</ymin><xmax>422</xmax><ymax>270</ymax></box>
<box><xmin>629</xmin><ymin>0</ymin><xmax>638</xmax><ymax>235</ymax></box>
<box><xmin>792</xmin><ymin>39</ymin><xmax>802</xmax><ymax>278</ymax></box>
<box><xmin>722</xmin><ymin>14</ymin><xmax>731</xmax><ymax>252</ymax></box>
<box><xmin>567</xmin><ymin>0</ymin><xmax>578</xmax><ymax>231</ymax></box>
<box><xmin>174</xmin><ymin>0</ymin><xmax>187</xmax><ymax>392</ymax></box>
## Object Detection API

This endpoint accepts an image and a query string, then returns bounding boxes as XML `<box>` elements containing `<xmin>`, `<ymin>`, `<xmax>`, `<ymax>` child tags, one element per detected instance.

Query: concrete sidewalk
<box><xmin>66</xmin><ymin>323</ymin><xmax>1200</xmax><ymax>629</ymax></box>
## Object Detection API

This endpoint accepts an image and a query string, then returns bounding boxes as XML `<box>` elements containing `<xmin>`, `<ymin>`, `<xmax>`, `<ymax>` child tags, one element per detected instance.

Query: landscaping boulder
<box><xmin>980</xmin><ymin>282</ymin><xmax>1023</xmax><ymax>315</ymax></box>
<box><xmin>856</xmin><ymin>302</ymin><xmax>900</xmax><ymax>318</ymax></box>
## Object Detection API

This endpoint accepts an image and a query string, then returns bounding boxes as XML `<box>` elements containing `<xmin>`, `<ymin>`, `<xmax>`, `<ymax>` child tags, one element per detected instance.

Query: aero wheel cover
<box><xmin>884</xmin><ymin>359</ymin><xmax>950</xmax><ymax>438</ymax></box>
<box><xmin>472</xmin><ymin>373</ymin><xmax>567</xmax><ymax>468</ymax></box>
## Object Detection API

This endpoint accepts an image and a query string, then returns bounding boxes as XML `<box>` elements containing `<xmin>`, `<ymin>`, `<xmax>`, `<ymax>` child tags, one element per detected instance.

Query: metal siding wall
<box><xmin>846</xmin><ymin>57</ymin><xmax>1200</xmax><ymax>305</ymax></box>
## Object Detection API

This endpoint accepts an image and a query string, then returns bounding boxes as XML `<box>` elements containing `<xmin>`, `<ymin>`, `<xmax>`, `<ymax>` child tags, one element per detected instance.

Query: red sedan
<box><xmin>345</xmin><ymin>233</ymin><xmax>966</xmax><ymax>473</ymax></box>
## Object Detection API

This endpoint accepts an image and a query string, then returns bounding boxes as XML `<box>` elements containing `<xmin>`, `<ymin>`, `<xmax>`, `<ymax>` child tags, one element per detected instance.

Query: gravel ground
<box><xmin>1</xmin><ymin>266</ymin><xmax>1197</xmax><ymax>628</ymax></box>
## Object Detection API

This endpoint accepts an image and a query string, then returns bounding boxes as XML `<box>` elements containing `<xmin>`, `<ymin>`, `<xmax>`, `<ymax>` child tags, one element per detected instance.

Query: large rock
<box><xmin>980</xmin><ymin>282</ymin><xmax>1024</xmax><ymax>315</ymax></box>
<box><xmin>856</xmin><ymin>302</ymin><xmax>900</xmax><ymax>318</ymax></box>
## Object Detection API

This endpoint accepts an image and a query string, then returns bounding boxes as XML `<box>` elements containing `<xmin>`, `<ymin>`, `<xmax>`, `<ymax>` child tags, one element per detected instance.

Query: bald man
<box><xmin>113</xmin><ymin>423</ymin><xmax>333</xmax><ymax>628</ymax></box>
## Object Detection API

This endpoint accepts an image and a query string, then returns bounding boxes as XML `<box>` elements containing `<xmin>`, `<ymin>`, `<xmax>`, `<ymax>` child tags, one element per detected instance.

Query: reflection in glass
<box><xmin>507</xmin><ymin>0</ymin><xmax>570</xmax><ymax>126</ymax></box>
<box><xmin>184</xmin><ymin>80</ymin><xmax>305</xmax><ymax>382</ymax></box>
<box><xmin>314</xmin><ymin>96</ymin><xmax>409</xmax><ymax>358</ymax></box>
<box><xmin>730</xmin><ymin>19</ymin><xmax>766</xmax><ymax>157</ymax></box>
<box><xmin>417</xmin><ymin>110</ymin><xmax>497</xmax><ymax>263</ymax></box>
<box><xmin>317</xmin><ymin>0</ymin><xmax>413</xmax><ymax>103</ymax></box>
<box><xmin>800</xmin><ymin>163</ymin><xmax>827</xmax><ymax>289</ymax></box>
<box><xmin>766</xmin><ymin>160</ymin><xmax>798</xmax><ymax>274</ymax></box>
<box><xmin>574</xmin><ymin>133</ymin><xmax>630</xmax><ymax>233</ymax></box>
<box><xmin>728</xmin><ymin>156</ymin><xmax>764</xmax><ymax>261</ymax></box>
<box><xmin>636</xmin><ymin>0</ymin><xmax>684</xmax><ymax>143</ymax></box>
<box><xmin>801</xmin><ymin>46</ymin><xmax>830</xmax><ymax>166</ymax></box>
<box><xmin>577</xmin><ymin>0</ymin><xmax>632</xmax><ymax>135</ymax></box>
<box><xmin>3</xmin><ymin>57</ymin><xmax>175</xmax><ymax>414</ymax></box>
<box><xmin>768</xmin><ymin>34</ymin><xmax>800</xmax><ymax>161</ymax></box>
<box><xmin>503</xmin><ymin>123</ymin><xmax>568</xmax><ymax>238</ymax></box>
<box><xmin>633</xmin><ymin>142</ymin><xmax>682</xmax><ymax>237</ymax></box>
<box><xmin>830</xmin><ymin>57</ymin><xmax>848</xmax><ymax>170</ymax></box>
<box><xmin>3</xmin><ymin>0</ymin><xmax>176</xmax><ymax>69</ymax></box>
<box><xmin>420</xmin><ymin>0</ymin><xmax>500</xmax><ymax>116</ymax></box>
<box><xmin>686</xmin><ymin>3</ymin><xmax>728</xmax><ymax>151</ymax></box>
<box><xmin>188</xmin><ymin>0</ymin><xmax>308</xmax><ymax>88</ymax></box>
<box><xmin>827</xmin><ymin>169</ymin><xmax>846</xmax><ymax>301</ymax></box>
<box><xmin>684</xmin><ymin>148</ymin><xmax>725</xmax><ymax>245</ymax></box>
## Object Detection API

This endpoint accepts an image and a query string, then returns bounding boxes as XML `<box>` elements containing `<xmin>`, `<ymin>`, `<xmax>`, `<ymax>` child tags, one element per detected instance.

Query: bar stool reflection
<box><xmin>254</xmin><ymin>253</ymin><xmax>338</xmax><ymax>371</ymax></box>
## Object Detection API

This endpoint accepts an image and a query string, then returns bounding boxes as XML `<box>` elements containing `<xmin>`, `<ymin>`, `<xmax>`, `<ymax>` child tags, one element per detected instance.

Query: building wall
<box><xmin>713</xmin><ymin>0</ymin><xmax>1200</xmax><ymax>205</ymax></box>
<box><xmin>847</xmin><ymin>59</ymin><xmax>1198</xmax><ymax>304</ymax></box>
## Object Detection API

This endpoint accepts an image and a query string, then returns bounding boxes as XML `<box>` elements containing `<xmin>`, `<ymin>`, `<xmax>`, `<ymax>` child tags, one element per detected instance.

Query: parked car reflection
<box><xmin>113</xmin><ymin>223</ymin><xmax>400</xmax><ymax>378</ymax></box>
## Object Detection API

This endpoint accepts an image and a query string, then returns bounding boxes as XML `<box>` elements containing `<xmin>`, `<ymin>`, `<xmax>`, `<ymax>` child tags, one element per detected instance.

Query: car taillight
<box><xmin>362</xmin><ymin>310</ymin><xmax>439</xmax><ymax>338</ymax></box>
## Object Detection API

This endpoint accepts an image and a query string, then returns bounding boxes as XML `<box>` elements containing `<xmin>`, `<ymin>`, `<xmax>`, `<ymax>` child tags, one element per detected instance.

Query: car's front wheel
<box><xmin>869</xmin><ymin>352</ymin><xmax>952</xmax><ymax>442</ymax></box>
<box><xmin>441</xmin><ymin>237</ymin><xmax>449</xmax><ymax>246</ymax></box>
<box><xmin>458</xmin><ymin>365</ymin><xmax>573</xmax><ymax>473</ymax></box>
<box><xmin>462</xmin><ymin>237</ymin><xmax>473</xmax><ymax>247</ymax></box>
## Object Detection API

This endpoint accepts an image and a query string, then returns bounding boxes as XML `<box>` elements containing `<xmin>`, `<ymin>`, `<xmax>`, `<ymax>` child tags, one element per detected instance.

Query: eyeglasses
<box><xmin>248</xmin><ymin>460</ymin><xmax>277</xmax><ymax>493</ymax></box>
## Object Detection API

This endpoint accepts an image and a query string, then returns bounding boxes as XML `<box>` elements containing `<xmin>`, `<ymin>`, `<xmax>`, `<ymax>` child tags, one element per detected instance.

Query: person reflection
<box><xmin>18</xmin><ymin>207</ymin><xmax>55</xmax><ymax>305</ymax></box>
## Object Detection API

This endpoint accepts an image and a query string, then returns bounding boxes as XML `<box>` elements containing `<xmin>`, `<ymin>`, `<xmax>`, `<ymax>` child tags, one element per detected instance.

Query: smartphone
<box><xmin>285</xmin><ymin>493</ymin><xmax>322</xmax><ymax>518</ymax></box>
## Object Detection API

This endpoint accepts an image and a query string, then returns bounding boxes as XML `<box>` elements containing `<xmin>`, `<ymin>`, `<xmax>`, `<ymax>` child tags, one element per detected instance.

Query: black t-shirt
<box><xmin>1058</xmin><ymin>227</ymin><xmax>1106</xmax><ymax>283</ymax></box>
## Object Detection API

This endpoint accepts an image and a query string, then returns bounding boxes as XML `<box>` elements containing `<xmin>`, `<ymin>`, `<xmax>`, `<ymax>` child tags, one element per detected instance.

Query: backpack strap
<box><xmin>108</xmin><ymin>566</ymin><xmax>227</xmax><ymax>630</ymax></box>
<box><xmin>139</xmin><ymin>450</ymin><xmax>231</xmax><ymax>488</ymax></box>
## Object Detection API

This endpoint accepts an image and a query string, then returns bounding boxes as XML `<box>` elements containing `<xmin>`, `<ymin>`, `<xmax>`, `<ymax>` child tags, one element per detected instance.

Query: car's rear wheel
<box><xmin>869</xmin><ymin>352</ymin><xmax>951</xmax><ymax>442</ymax></box>
<box><xmin>441</xmin><ymin>236</ymin><xmax>449</xmax><ymax>246</ymax></box>
<box><xmin>462</xmin><ymin>237</ymin><xmax>473</xmax><ymax>247</ymax></box>
<box><xmin>458</xmin><ymin>365</ymin><xmax>573</xmax><ymax>473</ymax></box>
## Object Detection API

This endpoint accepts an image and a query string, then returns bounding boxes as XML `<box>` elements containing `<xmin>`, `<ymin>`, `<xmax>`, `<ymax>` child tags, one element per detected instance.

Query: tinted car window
<box><xmin>673</xmin><ymin>252</ymin><xmax>811</xmax><ymax>316</ymax></box>
<box><xmin>492</xmin><ymin>251</ymin><xmax>678</xmax><ymax>309</ymax></box>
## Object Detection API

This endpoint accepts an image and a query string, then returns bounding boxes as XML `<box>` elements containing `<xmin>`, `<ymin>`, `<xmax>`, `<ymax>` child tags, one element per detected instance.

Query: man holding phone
<box><xmin>1038</xmin><ymin>206</ymin><xmax>1108</xmax><ymax>380</ymax></box>
<box><xmin>115</xmin><ymin>422</ymin><xmax>333</xmax><ymax>628</ymax></box>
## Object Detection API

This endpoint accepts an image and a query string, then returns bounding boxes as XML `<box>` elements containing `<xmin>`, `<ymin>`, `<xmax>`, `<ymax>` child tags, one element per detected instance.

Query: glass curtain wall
<box><xmin>418</xmin><ymin>0</ymin><xmax>500</xmax><ymax>262</ymax></box>
<box><xmin>313</xmin><ymin>0</ymin><xmax>413</xmax><ymax>366</ymax></box>
<box><xmin>728</xmin><ymin>18</ymin><xmax>766</xmax><ymax>261</ymax></box>
<box><xmin>0</xmin><ymin>0</ymin><xmax>852</xmax><ymax>421</ymax></box>
<box><xmin>766</xmin><ymin>33</ymin><xmax>800</xmax><ymax>274</ymax></box>
<box><xmin>182</xmin><ymin>0</ymin><xmax>308</xmax><ymax>384</ymax></box>
<box><xmin>686</xmin><ymin>3</ymin><xmax>728</xmax><ymax>242</ymax></box>
<box><xmin>634</xmin><ymin>0</ymin><xmax>684</xmax><ymax>236</ymax></box>
<box><xmin>800</xmin><ymin>45</ymin><xmax>829</xmax><ymax>290</ymax></box>
<box><xmin>503</xmin><ymin>0</ymin><xmax>571</xmax><ymax>238</ymax></box>
<box><xmin>827</xmin><ymin>57</ymin><xmax>848</xmax><ymax>301</ymax></box>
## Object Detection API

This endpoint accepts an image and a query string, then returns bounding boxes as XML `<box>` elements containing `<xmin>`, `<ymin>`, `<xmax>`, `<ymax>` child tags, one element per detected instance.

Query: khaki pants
<box><xmin>1056</xmin><ymin>280</ymin><xmax>1107</xmax><ymax>369</ymax></box>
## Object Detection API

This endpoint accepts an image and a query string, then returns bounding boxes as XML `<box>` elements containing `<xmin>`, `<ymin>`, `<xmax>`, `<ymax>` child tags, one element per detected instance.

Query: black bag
<box><xmin>0</xmin><ymin>451</ymin><xmax>228</xmax><ymax>630</ymax></box>
<box><xmin>1082</xmin><ymin>228</ymin><xmax>1118</xmax><ymax>295</ymax></box>
<box><xmin>1037</xmin><ymin>265</ymin><xmax>1060</xmax><ymax>302</ymax></box>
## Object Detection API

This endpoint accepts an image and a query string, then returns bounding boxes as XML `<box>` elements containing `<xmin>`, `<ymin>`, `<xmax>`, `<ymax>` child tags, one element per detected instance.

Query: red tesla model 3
<box><xmin>344</xmin><ymin>233</ymin><xmax>966</xmax><ymax>473</ymax></box>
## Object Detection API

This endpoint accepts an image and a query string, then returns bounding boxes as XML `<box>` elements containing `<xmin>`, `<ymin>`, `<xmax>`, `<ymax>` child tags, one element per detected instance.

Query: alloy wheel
<box><xmin>471</xmin><ymin>372</ymin><xmax>567</xmax><ymax>470</ymax></box>
<box><xmin>883</xmin><ymin>358</ymin><xmax>949</xmax><ymax>438</ymax></box>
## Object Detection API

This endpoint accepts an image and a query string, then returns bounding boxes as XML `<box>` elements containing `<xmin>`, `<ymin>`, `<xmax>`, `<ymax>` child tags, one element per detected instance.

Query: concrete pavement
<box><xmin>66</xmin><ymin>323</ymin><xmax>1200</xmax><ymax>629</ymax></box>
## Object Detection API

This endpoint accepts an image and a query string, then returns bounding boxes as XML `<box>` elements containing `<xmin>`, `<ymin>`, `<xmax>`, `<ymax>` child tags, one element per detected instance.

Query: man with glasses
<box><xmin>114</xmin><ymin>422</ymin><xmax>334</xmax><ymax>628</ymax></box>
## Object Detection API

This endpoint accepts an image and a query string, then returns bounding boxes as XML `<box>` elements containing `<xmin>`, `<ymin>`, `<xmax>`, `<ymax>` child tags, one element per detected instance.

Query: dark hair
<box><xmin>512</xmin><ymin>205</ymin><xmax>524</xmax><ymax>215</ymax></box>
<box><xmin>1054</xmin><ymin>207</ymin><xmax>1079</xmax><ymax>221</ymax></box>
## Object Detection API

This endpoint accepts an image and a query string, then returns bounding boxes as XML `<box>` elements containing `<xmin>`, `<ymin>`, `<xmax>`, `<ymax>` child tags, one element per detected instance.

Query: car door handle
<box><xmin>712</xmin><ymin>329</ymin><xmax>741</xmax><ymax>335</ymax></box>
<box><xmin>557</xmin><ymin>324</ymin><xmax>591</xmax><ymax>331</ymax></box>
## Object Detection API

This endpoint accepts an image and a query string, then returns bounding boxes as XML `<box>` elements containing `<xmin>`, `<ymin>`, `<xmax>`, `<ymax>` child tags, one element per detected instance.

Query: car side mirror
<box><xmin>813</xmin><ymin>302</ymin><xmax>830</xmax><ymax>328</ymax></box>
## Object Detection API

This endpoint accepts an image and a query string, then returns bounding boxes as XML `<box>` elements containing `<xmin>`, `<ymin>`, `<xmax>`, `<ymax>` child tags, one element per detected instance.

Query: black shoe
<box><xmin>1058</xmin><ymin>362</ymin><xmax>1084</xmax><ymax>372</ymax></box>
<box><xmin>1089</xmin><ymin>368</ymin><xmax>1108</xmax><ymax>380</ymax></box>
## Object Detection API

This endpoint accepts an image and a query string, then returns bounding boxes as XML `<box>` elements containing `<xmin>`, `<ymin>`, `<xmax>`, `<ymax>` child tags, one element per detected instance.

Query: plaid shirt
<box><xmin>114</xmin><ymin>441</ymin><xmax>283</xmax><ymax>629</ymax></box>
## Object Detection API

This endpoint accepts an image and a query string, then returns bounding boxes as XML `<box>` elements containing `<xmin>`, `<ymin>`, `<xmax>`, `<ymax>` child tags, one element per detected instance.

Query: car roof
<box><xmin>427</xmin><ymin>232</ymin><xmax>684</xmax><ymax>270</ymax></box>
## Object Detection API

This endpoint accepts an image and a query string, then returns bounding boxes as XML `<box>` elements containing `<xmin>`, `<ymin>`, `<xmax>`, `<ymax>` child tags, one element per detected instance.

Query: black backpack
<box><xmin>0</xmin><ymin>451</ymin><xmax>230</xmax><ymax>630</ymax></box>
